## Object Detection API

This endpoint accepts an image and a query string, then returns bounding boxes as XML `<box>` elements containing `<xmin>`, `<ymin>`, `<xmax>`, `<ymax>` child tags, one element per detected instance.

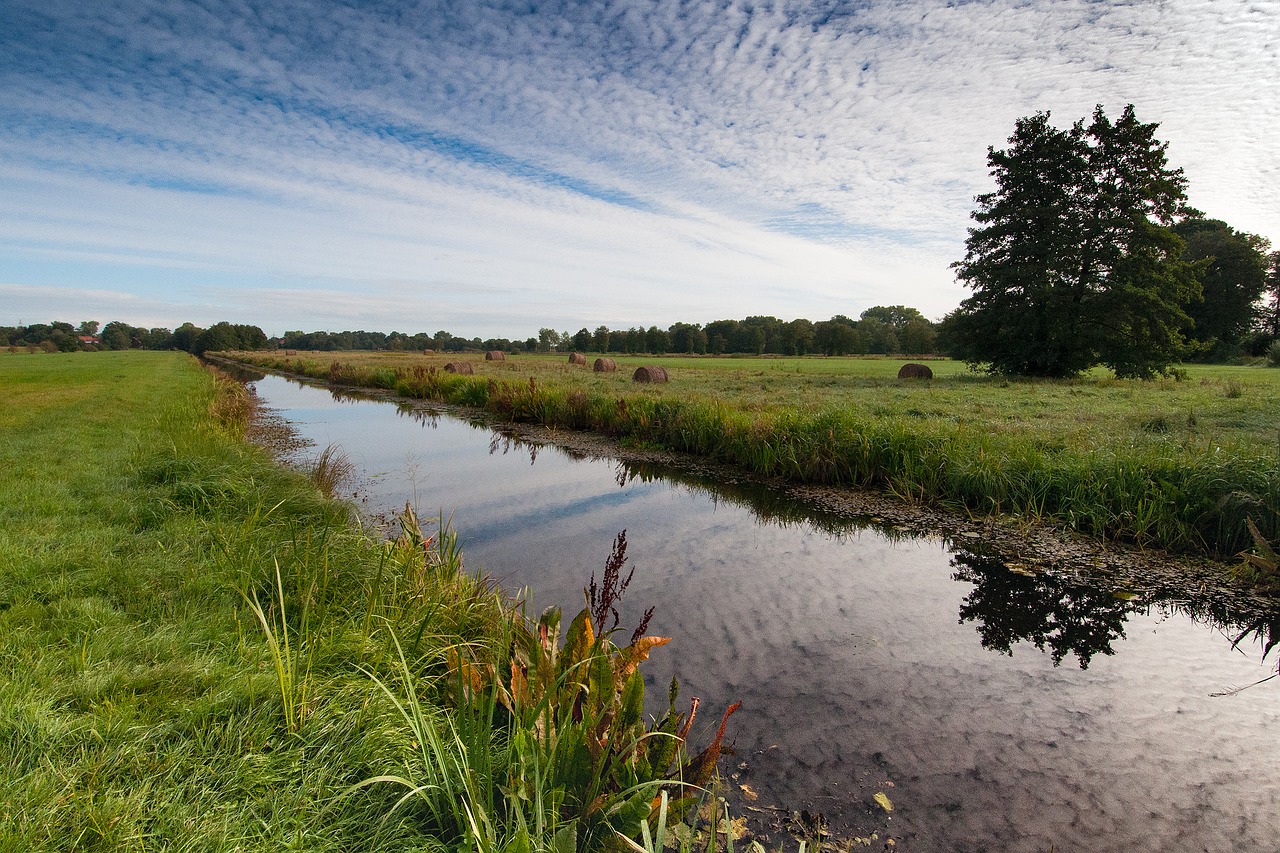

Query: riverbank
<box><xmin>226</xmin><ymin>357</ymin><xmax>1278</xmax><ymax>631</ymax></box>
<box><xmin>218</xmin><ymin>350</ymin><xmax>1280</xmax><ymax>566</ymax></box>
<box><xmin>228</xmin><ymin>361</ymin><xmax>1280</xmax><ymax>853</ymax></box>
<box><xmin>0</xmin><ymin>351</ymin><xmax>727</xmax><ymax>852</ymax></box>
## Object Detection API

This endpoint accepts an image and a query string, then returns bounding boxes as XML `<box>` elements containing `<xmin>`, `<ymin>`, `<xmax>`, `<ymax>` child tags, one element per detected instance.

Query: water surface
<box><xmin>252</xmin><ymin>372</ymin><xmax>1280</xmax><ymax>853</ymax></box>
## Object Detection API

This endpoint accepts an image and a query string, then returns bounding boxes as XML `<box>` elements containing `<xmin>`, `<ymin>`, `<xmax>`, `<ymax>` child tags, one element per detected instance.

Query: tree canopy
<box><xmin>1173</xmin><ymin>217</ymin><xmax>1271</xmax><ymax>356</ymax></box>
<box><xmin>948</xmin><ymin>105</ymin><xmax>1200</xmax><ymax>378</ymax></box>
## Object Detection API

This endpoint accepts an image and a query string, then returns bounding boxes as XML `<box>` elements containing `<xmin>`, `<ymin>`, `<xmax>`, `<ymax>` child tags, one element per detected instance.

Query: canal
<box><xmin>250</xmin><ymin>370</ymin><xmax>1280</xmax><ymax>853</ymax></box>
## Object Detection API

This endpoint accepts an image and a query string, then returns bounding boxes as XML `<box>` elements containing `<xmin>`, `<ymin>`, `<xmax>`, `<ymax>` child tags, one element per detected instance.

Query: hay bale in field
<box><xmin>422</xmin><ymin>349</ymin><xmax>434</xmax><ymax>355</ymax></box>
<box><xmin>486</xmin><ymin>350</ymin><xmax>506</xmax><ymax>361</ymax></box>
<box><xmin>897</xmin><ymin>362</ymin><xmax>933</xmax><ymax>380</ymax></box>
<box><xmin>593</xmin><ymin>357</ymin><xmax>617</xmax><ymax>373</ymax></box>
<box><xmin>632</xmin><ymin>365</ymin><xmax>669</xmax><ymax>383</ymax></box>
<box><xmin>285</xmin><ymin>349</ymin><xmax>298</xmax><ymax>355</ymax></box>
<box><xmin>569</xmin><ymin>352</ymin><xmax>587</xmax><ymax>365</ymax></box>
<box><xmin>444</xmin><ymin>361</ymin><xmax>474</xmax><ymax>375</ymax></box>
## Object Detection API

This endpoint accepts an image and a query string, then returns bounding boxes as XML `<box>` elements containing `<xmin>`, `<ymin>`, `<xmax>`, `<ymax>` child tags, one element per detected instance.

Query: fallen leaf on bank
<box><xmin>740</xmin><ymin>783</ymin><xmax>758</xmax><ymax>801</ymax></box>
<box><xmin>873</xmin><ymin>791</ymin><xmax>894</xmax><ymax>812</ymax></box>
<box><xmin>715</xmin><ymin>816</ymin><xmax>749</xmax><ymax>841</ymax></box>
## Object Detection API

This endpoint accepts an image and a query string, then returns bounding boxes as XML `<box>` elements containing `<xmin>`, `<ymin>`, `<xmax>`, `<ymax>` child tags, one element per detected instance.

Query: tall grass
<box><xmin>311</xmin><ymin>443</ymin><xmax>357</xmax><ymax>497</ymax></box>
<box><xmin>352</xmin><ymin>512</ymin><xmax>740</xmax><ymax>853</ymax></box>
<box><xmin>241</xmin><ymin>559</ymin><xmax>313</xmax><ymax>732</ymax></box>
<box><xmin>227</xmin><ymin>352</ymin><xmax>1279</xmax><ymax>557</ymax></box>
<box><xmin>0</xmin><ymin>351</ymin><xmax>737</xmax><ymax>852</ymax></box>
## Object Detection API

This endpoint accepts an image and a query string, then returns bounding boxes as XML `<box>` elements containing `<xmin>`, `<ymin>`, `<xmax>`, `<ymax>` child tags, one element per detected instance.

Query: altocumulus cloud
<box><xmin>0</xmin><ymin>0</ymin><xmax>1275</xmax><ymax>335</ymax></box>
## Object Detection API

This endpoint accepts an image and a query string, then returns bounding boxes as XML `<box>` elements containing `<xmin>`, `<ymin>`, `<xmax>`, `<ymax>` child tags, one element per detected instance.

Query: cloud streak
<box><xmin>1</xmin><ymin>0</ymin><xmax>1275</xmax><ymax>335</ymax></box>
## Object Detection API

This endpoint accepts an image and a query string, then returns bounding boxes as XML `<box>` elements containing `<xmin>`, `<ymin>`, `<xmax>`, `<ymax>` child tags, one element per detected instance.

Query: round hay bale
<box><xmin>593</xmin><ymin>357</ymin><xmax>617</xmax><ymax>373</ymax></box>
<box><xmin>632</xmin><ymin>365</ymin><xmax>669</xmax><ymax>383</ymax></box>
<box><xmin>897</xmin><ymin>362</ymin><xmax>934</xmax><ymax>380</ymax></box>
<box><xmin>444</xmin><ymin>361</ymin><xmax>474</xmax><ymax>375</ymax></box>
<box><xmin>569</xmin><ymin>352</ymin><xmax>587</xmax><ymax>366</ymax></box>
<box><xmin>485</xmin><ymin>350</ymin><xmax>506</xmax><ymax>361</ymax></box>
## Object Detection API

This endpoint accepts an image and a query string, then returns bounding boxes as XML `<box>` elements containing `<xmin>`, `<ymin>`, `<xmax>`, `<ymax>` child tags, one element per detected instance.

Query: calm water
<box><xmin>251</xmin><ymin>372</ymin><xmax>1280</xmax><ymax>853</ymax></box>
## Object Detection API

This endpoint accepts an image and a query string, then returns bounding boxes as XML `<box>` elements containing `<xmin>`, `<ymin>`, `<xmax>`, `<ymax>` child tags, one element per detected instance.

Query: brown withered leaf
<box><xmin>615</xmin><ymin>636</ymin><xmax>672</xmax><ymax>681</ymax></box>
<box><xmin>446</xmin><ymin>647</ymin><xmax>493</xmax><ymax>698</ymax></box>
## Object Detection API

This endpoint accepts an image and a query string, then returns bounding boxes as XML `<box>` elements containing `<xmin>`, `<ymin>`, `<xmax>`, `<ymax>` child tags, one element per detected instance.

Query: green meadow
<box><xmin>0</xmin><ymin>351</ymin><xmax>726</xmax><ymax>853</ymax></box>
<box><xmin>232</xmin><ymin>350</ymin><xmax>1280</xmax><ymax>558</ymax></box>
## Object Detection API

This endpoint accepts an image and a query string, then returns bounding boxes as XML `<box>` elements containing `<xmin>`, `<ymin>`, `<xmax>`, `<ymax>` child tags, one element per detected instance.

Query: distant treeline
<box><xmin>0</xmin><ymin>320</ymin><xmax>266</xmax><ymax>355</ymax></box>
<box><xmin>554</xmin><ymin>306</ymin><xmax>938</xmax><ymax>356</ymax></box>
<box><xmin>2</xmin><ymin>305</ymin><xmax>941</xmax><ymax>357</ymax></box>
<box><xmin>282</xmin><ymin>305</ymin><xmax>941</xmax><ymax>356</ymax></box>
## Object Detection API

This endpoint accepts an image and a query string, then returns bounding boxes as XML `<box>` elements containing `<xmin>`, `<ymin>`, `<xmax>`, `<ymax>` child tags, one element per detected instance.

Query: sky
<box><xmin>1</xmin><ymin>0</ymin><xmax>1276</xmax><ymax>339</ymax></box>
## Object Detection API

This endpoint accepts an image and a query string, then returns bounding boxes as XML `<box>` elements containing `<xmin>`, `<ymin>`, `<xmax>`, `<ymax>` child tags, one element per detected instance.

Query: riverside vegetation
<box><xmin>0</xmin><ymin>350</ymin><xmax>742</xmax><ymax>853</ymax></box>
<box><xmin>222</xmin><ymin>350</ymin><xmax>1280</xmax><ymax>565</ymax></box>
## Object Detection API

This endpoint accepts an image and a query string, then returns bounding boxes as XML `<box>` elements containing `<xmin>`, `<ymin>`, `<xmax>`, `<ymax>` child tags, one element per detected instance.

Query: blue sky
<box><xmin>1</xmin><ymin>0</ymin><xmax>1276</xmax><ymax>338</ymax></box>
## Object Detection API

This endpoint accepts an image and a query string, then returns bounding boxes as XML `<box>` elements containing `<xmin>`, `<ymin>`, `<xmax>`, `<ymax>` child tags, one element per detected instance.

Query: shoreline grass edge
<box><xmin>222</xmin><ymin>350</ymin><xmax>1280</xmax><ymax>559</ymax></box>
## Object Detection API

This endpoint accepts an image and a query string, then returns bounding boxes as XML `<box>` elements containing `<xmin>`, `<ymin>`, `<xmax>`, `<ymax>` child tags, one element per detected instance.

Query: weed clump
<box><xmin>357</xmin><ymin>516</ymin><xmax>739</xmax><ymax>853</ymax></box>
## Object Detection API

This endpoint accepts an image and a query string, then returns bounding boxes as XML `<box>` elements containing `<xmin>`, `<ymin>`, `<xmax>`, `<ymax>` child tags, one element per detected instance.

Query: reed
<box><xmin>310</xmin><ymin>443</ymin><xmax>356</xmax><ymax>497</ymax></box>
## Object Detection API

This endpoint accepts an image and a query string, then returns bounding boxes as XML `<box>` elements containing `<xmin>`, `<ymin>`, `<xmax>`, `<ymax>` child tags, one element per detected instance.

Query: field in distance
<box><xmin>260</xmin><ymin>350</ymin><xmax>1280</xmax><ymax>457</ymax></box>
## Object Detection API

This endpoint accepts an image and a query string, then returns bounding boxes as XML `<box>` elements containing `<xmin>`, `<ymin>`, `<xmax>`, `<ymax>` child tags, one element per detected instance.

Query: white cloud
<box><xmin>1</xmin><ymin>0</ymin><xmax>1276</xmax><ymax>335</ymax></box>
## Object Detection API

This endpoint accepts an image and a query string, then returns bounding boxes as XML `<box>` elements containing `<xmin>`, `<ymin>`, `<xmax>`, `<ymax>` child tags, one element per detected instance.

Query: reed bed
<box><xmin>227</xmin><ymin>351</ymin><xmax>1280</xmax><ymax>557</ymax></box>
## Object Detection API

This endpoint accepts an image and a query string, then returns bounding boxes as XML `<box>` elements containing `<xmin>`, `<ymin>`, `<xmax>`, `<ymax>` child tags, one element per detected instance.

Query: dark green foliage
<box><xmin>1174</xmin><ymin>218</ymin><xmax>1272</xmax><ymax>357</ymax></box>
<box><xmin>950</xmin><ymin>105</ymin><xmax>1200</xmax><ymax>378</ymax></box>
<box><xmin>1261</xmin><ymin>251</ymin><xmax>1280</xmax><ymax>339</ymax></box>
<box><xmin>192</xmin><ymin>321</ymin><xmax>269</xmax><ymax>355</ymax></box>
<box><xmin>99</xmin><ymin>320</ymin><xmax>135</xmax><ymax>350</ymax></box>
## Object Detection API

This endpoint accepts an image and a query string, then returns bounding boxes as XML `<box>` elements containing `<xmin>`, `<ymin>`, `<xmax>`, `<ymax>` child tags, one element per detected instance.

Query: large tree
<box><xmin>1174</xmin><ymin>217</ymin><xmax>1271</xmax><ymax>356</ymax></box>
<box><xmin>949</xmin><ymin>105</ymin><xmax>1200</xmax><ymax>378</ymax></box>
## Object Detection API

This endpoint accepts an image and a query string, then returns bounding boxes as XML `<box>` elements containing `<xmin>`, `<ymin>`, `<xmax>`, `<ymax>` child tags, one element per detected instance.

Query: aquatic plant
<box><xmin>359</xmin><ymin>511</ymin><xmax>741</xmax><ymax>853</ymax></box>
<box><xmin>310</xmin><ymin>443</ymin><xmax>356</xmax><ymax>497</ymax></box>
<box><xmin>1236</xmin><ymin>516</ymin><xmax>1280</xmax><ymax>593</ymax></box>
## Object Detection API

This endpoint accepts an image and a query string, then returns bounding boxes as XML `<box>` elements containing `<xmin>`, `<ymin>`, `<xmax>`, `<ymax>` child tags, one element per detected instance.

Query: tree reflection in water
<box><xmin>951</xmin><ymin>551</ymin><xmax>1144</xmax><ymax>668</ymax></box>
<box><xmin>321</xmin><ymin>387</ymin><xmax>1280</xmax><ymax>678</ymax></box>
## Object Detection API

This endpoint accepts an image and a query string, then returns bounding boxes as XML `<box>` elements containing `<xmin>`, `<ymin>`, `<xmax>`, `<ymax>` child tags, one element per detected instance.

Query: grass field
<box><xmin>0</xmin><ymin>350</ymin><xmax>724</xmax><ymax>852</ymax></box>
<box><xmin>228</xmin><ymin>350</ymin><xmax>1280</xmax><ymax>559</ymax></box>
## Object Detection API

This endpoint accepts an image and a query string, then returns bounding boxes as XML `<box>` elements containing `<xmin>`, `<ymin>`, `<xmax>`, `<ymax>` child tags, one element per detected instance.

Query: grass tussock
<box><xmin>311</xmin><ymin>443</ymin><xmax>357</xmax><ymax>498</ymax></box>
<box><xmin>0</xmin><ymin>351</ymin><xmax>742</xmax><ymax>853</ymax></box>
<box><xmin>226</xmin><ymin>350</ymin><xmax>1280</xmax><ymax>557</ymax></box>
